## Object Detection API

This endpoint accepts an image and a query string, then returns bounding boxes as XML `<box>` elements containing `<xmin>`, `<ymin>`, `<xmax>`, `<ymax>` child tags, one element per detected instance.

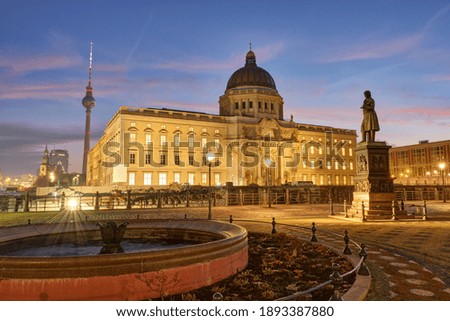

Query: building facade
<box><xmin>87</xmin><ymin>50</ymin><xmax>357</xmax><ymax>189</ymax></box>
<box><xmin>389</xmin><ymin>139</ymin><xmax>450</xmax><ymax>185</ymax></box>
<box><xmin>49</xmin><ymin>149</ymin><xmax>69</xmax><ymax>174</ymax></box>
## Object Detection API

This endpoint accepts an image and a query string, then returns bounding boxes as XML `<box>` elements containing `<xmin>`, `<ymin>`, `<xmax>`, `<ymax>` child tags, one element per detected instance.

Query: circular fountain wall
<box><xmin>0</xmin><ymin>220</ymin><xmax>248</xmax><ymax>300</ymax></box>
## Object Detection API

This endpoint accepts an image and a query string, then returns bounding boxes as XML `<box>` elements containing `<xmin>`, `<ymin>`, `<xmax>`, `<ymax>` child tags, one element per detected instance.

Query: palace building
<box><xmin>87</xmin><ymin>50</ymin><xmax>357</xmax><ymax>188</ymax></box>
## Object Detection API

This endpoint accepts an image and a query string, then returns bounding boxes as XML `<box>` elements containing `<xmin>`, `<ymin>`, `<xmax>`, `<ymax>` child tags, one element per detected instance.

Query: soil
<box><xmin>175</xmin><ymin>232</ymin><xmax>355</xmax><ymax>301</ymax></box>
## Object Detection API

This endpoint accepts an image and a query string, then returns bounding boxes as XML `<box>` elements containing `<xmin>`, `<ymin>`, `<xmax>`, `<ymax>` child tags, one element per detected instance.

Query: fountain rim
<box><xmin>0</xmin><ymin>219</ymin><xmax>248</xmax><ymax>279</ymax></box>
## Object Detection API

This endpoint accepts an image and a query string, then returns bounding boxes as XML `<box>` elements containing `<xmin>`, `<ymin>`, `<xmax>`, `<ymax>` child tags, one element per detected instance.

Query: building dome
<box><xmin>226</xmin><ymin>50</ymin><xmax>276</xmax><ymax>90</ymax></box>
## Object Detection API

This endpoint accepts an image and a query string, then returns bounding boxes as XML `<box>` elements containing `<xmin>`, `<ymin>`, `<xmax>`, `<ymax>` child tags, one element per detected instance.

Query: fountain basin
<box><xmin>0</xmin><ymin>220</ymin><xmax>248</xmax><ymax>300</ymax></box>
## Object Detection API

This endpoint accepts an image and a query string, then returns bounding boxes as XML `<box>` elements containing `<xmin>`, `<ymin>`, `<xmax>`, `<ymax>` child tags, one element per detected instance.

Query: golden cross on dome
<box><xmin>249</xmin><ymin>42</ymin><xmax>252</xmax><ymax>51</ymax></box>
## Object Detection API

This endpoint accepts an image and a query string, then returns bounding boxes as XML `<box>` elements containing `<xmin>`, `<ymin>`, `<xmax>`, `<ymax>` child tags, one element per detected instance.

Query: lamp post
<box><xmin>439</xmin><ymin>163</ymin><xmax>446</xmax><ymax>203</ymax></box>
<box><xmin>265</xmin><ymin>158</ymin><xmax>272</xmax><ymax>208</ymax></box>
<box><xmin>207</xmin><ymin>152</ymin><xmax>215</xmax><ymax>219</ymax></box>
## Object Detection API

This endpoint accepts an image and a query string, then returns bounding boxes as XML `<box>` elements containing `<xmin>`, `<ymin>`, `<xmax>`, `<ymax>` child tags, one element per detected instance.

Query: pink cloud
<box><xmin>0</xmin><ymin>54</ymin><xmax>82</xmax><ymax>75</ymax></box>
<box><xmin>320</xmin><ymin>34</ymin><xmax>423</xmax><ymax>63</ymax></box>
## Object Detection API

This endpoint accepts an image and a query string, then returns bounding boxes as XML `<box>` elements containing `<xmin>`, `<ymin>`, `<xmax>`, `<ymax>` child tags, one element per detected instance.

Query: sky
<box><xmin>1</xmin><ymin>0</ymin><xmax>450</xmax><ymax>177</ymax></box>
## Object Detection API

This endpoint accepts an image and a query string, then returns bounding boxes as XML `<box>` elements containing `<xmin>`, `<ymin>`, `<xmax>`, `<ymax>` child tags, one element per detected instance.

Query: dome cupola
<box><xmin>226</xmin><ymin>50</ymin><xmax>276</xmax><ymax>90</ymax></box>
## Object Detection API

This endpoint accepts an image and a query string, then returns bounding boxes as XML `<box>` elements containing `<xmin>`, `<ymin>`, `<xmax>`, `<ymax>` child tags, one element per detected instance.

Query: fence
<box><xmin>1</xmin><ymin>184</ymin><xmax>447</xmax><ymax>213</ymax></box>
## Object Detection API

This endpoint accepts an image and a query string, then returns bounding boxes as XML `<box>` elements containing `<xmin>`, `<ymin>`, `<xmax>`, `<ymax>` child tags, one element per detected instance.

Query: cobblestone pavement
<box><xmin>0</xmin><ymin>201</ymin><xmax>449</xmax><ymax>300</ymax></box>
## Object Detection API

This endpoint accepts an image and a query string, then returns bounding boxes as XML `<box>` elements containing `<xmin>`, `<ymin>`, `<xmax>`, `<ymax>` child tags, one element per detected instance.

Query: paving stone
<box><xmin>390</xmin><ymin>262</ymin><xmax>409</xmax><ymax>267</ymax></box>
<box><xmin>398</xmin><ymin>269</ymin><xmax>419</xmax><ymax>276</ymax></box>
<box><xmin>379</xmin><ymin>255</ymin><xmax>397</xmax><ymax>261</ymax></box>
<box><xmin>405</xmin><ymin>279</ymin><xmax>428</xmax><ymax>285</ymax></box>
<box><xmin>410</xmin><ymin>289</ymin><xmax>435</xmax><ymax>297</ymax></box>
<box><xmin>433</xmin><ymin>277</ymin><xmax>445</xmax><ymax>284</ymax></box>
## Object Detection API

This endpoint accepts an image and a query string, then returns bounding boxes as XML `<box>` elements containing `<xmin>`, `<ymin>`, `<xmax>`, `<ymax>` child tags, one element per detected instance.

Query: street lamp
<box><xmin>265</xmin><ymin>158</ymin><xmax>272</xmax><ymax>208</ymax></box>
<box><xmin>207</xmin><ymin>152</ymin><xmax>215</xmax><ymax>219</ymax></box>
<box><xmin>439</xmin><ymin>162</ymin><xmax>446</xmax><ymax>203</ymax></box>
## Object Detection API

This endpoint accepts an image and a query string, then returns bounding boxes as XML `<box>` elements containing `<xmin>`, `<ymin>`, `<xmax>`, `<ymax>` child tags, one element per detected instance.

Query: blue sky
<box><xmin>1</xmin><ymin>0</ymin><xmax>450</xmax><ymax>176</ymax></box>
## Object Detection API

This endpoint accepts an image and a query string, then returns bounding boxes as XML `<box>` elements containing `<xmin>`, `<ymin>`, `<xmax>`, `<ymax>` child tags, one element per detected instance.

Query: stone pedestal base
<box><xmin>347</xmin><ymin>192</ymin><xmax>407</xmax><ymax>219</ymax></box>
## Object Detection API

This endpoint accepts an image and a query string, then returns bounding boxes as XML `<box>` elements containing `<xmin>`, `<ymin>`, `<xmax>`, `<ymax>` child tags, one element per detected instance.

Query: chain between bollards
<box><xmin>343</xmin><ymin>230</ymin><xmax>352</xmax><ymax>255</ymax></box>
<box><xmin>357</xmin><ymin>243</ymin><xmax>370</xmax><ymax>276</ymax></box>
<box><xmin>329</xmin><ymin>263</ymin><xmax>343</xmax><ymax>301</ymax></box>
<box><xmin>311</xmin><ymin>222</ymin><xmax>318</xmax><ymax>242</ymax></box>
<box><xmin>271</xmin><ymin>217</ymin><xmax>277</xmax><ymax>234</ymax></box>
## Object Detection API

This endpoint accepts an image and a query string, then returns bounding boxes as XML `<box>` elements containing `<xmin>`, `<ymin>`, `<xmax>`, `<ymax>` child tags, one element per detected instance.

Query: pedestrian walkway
<box><xmin>0</xmin><ymin>203</ymin><xmax>448</xmax><ymax>300</ymax></box>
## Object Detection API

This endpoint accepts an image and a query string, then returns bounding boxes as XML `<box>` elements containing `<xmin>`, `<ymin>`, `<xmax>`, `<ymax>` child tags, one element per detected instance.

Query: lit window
<box><xmin>145</xmin><ymin>153</ymin><xmax>151</xmax><ymax>165</ymax></box>
<box><xmin>202</xmin><ymin>137</ymin><xmax>207</xmax><ymax>148</ymax></box>
<box><xmin>350</xmin><ymin>162</ymin><xmax>354</xmax><ymax>170</ymax></box>
<box><xmin>129</xmin><ymin>133</ymin><xmax>136</xmax><ymax>142</ymax></box>
<box><xmin>145</xmin><ymin>134</ymin><xmax>152</xmax><ymax>145</ymax></box>
<box><xmin>158</xmin><ymin>173</ymin><xmax>167</xmax><ymax>185</ymax></box>
<box><xmin>161</xmin><ymin>124</ymin><xmax>166</xmax><ymax>129</ymax></box>
<box><xmin>130</xmin><ymin>122</ymin><xmax>136</xmax><ymax>127</ymax></box>
<box><xmin>174</xmin><ymin>172</ymin><xmax>181</xmax><ymax>183</ymax></box>
<box><xmin>188</xmin><ymin>173</ymin><xmax>195</xmax><ymax>185</ymax></box>
<box><xmin>214</xmin><ymin>173</ymin><xmax>221</xmax><ymax>185</ymax></box>
<box><xmin>201</xmin><ymin>173</ymin><xmax>207</xmax><ymax>184</ymax></box>
<box><xmin>215</xmin><ymin>129</ymin><xmax>220</xmax><ymax>134</ymax></box>
<box><xmin>335</xmin><ymin>161</ymin><xmax>339</xmax><ymax>170</ymax></box>
<box><xmin>143</xmin><ymin>173</ymin><xmax>152</xmax><ymax>185</ymax></box>
<box><xmin>214</xmin><ymin>138</ymin><xmax>220</xmax><ymax>149</ymax></box>
<box><xmin>349</xmin><ymin>148</ymin><xmax>353</xmax><ymax>156</ymax></box>
<box><xmin>335</xmin><ymin>175</ymin><xmax>340</xmax><ymax>185</ymax></box>
<box><xmin>174</xmin><ymin>134</ymin><xmax>180</xmax><ymax>147</ymax></box>
<box><xmin>202</xmin><ymin>128</ymin><xmax>207</xmax><ymax>133</ymax></box>
<box><xmin>160</xmin><ymin>135</ymin><xmax>167</xmax><ymax>146</ymax></box>
<box><xmin>188</xmin><ymin>135</ymin><xmax>194</xmax><ymax>148</ymax></box>
<box><xmin>128</xmin><ymin>172</ymin><xmax>135</xmax><ymax>185</ymax></box>
<box><xmin>343</xmin><ymin>176</ymin><xmax>347</xmax><ymax>185</ymax></box>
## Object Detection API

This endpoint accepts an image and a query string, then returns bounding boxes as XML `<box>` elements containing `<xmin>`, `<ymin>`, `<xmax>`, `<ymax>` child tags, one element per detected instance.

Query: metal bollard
<box><xmin>391</xmin><ymin>200</ymin><xmax>398</xmax><ymax>221</ymax></box>
<box><xmin>357</xmin><ymin>243</ymin><xmax>370</xmax><ymax>276</ymax></box>
<box><xmin>329</xmin><ymin>263</ymin><xmax>344</xmax><ymax>301</ymax></box>
<box><xmin>344</xmin><ymin>199</ymin><xmax>348</xmax><ymax>218</ymax></box>
<box><xmin>28</xmin><ymin>219</ymin><xmax>31</xmax><ymax>225</ymax></box>
<box><xmin>184</xmin><ymin>214</ymin><xmax>187</xmax><ymax>220</ymax></box>
<box><xmin>271</xmin><ymin>217</ymin><xmax>277</xmax><ymax>234</ymax></box>
<box><xmin>311</xmin><ymin>222</ymin><xmax>318</xmax><ymax>242</ymax></box>
<box><xmin>229</xmin><ymin>215</ymin><xmax>233</xmax><ymax>223</ymax></box>
<box><xmin>343</xmin><ymin>230</ymin><xmax>352</xmax><ymax>255</ymax></box>
<box><xmin>361</xmin><ymin>201</ymin><xmax>367</xmax><ymax>222</ymax></box>
<box><xmin>422</xmin><ymin>200</ymin><xmax>427</xmax><ymax>221</ymax></box>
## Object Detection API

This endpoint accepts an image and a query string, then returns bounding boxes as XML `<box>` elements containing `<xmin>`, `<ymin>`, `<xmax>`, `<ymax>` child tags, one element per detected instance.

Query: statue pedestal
<box><xmin>347</xmin><ymin>141</ymin><xmax>406</xmax><ymax>219</ymax></box>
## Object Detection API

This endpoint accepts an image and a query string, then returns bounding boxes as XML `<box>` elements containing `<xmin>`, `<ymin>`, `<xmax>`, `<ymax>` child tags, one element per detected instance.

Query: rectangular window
<box><xmin>160</xmin><ymin>135</ymin><xmax>167</xmax><ymax>146</ymax></box>
<box><xmin>143</xmin><ymin>173</ymin><xmax>152</xmax><ymax>185</ymax></box>
<box><xmin>319</xmin><ymin>174</ymin><xmax>324</xmax><ymax>185</ymax></box>
<box><xmin>188</xmin><ymin>135</ymin><xmax>194</xmax><ymax>148</ymax></box>
<box><xmin>174</xmin><ymin>172</ymin><xmax>181</xmax><ymax>184</ymax></box>
<box><xmin>128</xmin><ymin>172</ymin><xmax>135</xmax><ymax>186</ymax></box>
<box><xmin>145</xmin><ymin>134</ymin><xmax>152</xmax><ymax>145</ymax></box>
<box><xmin>242</xmin><ymin>101</ymin><xmax>246</xmax><ymax>109</ymax></box>
<box><xmin>202</xmin><ymin>155</ymin><xmax>207</xmax><ymax>165</ymax></box>
<box><xmin>302</xmin><ymin>174</ymin><xmax>308</xmax><ymax>181</ymax></box>
<box><xmin>343</xmin><ymin>175</ymin><xmax>347</xmax><ymax>185</ymax></box>
<box><xmin>129</xmin><ymin>133</ymin><xmax>136</xmax><ymax>142</ymax></box>
<box><xmin>201</xmin><ymin>173</ymin><xmax>207</xmax><ymax>184</ymax></box>
<box><xmin>235</xmin><ymin>102</ymin><xmax>239</xmax><ymax>109</ymax></box>
<box><xmin>158</xmin><ymin>173</ymin><xmax>167</xmax><ymax>185</ymax></box>
<box><xmin>349</xmin><ymin>162</ymin><xmax>354</xmax><ymax>170</ymax></box>
<box><xmin>350</xmin><ymin>175</ymin><xmax>354</xmax><ymax>185</ymax></box>
<box><xmin>174</xmin><ymin>134</ymin><xmax>180</xmax><ymax>147</ymax></box>
<box><xmin>201</xmin><ymin>137</ymin><xmax>207</xmax><ymax>148</ymax></box>
<box><xmin>145</xmin><ymin>153</ymin><xmax>151</xmax><ymax>165</ymax></box>
<box><xmin>264</xmin><ymin>102</ymin><xmax>268</xmax><ymax>110</ymax></box>
<box><xmin>341</xmin><ymin>146</ymin><xmax>346</xmax><ymax>156</ymax></box>
<box><xmin>214</xmin><ymin>173</ymin><xmax>221</xmax><ymax>185</ymax></box>
<box><xmin>270</xmin><ymin>103</ymin><xmax>274</xmax><ymax>110</ymax></box>
<box><xmin>349</xmin><ymin>148</ymin><xmax>353</xmax><ymax>157</ymax></box>
<box><xmin>175</xmin><ymin>155</ymin><xmax>180</xmax><ymax>166</ymax></box>
<box><xmin>189</xmin><ymin>155</ymin><xmax>194</xmax><ymax>166</ymax></box>
<box><xmin>335</xmin><ymin>175</ymin><xmax>340</xmax><ymax>185</ymax></box>
<box><xmin>214</xmin><ymin>138</ymin><xmax>220</xmax><ymax>149</ymax></box>
<box><xmin>311</xmin><ymin>174</ymin><xmax>316</xmax><ymax>185</ymax></box>
<box><xmin>160</xmin><ymin>154</ymin><xmax>166</xmax><ymax>165</ymax></box>
<box><xmin>188</xmin><ymin>173</ymin><xmax>195</xmax><ymax>185</ymax></box>
<box><xmin>335</xmin><ymin>161</ymin><xmax>339</xmax><ymax>170</ymax></box>
<box><xmin>249</xmin><ymin>101</ymin><xmax>253</xmax><ymax>109</ymax></box>
<box><xmin>258</xmin><ymin>101</ymin><xmax>262</xmax><ymax>109</ymax></box>
<box><xmin>129</xmin><ymin>153</ymin><xmax>136</xmax><ymax>164</ymax></box>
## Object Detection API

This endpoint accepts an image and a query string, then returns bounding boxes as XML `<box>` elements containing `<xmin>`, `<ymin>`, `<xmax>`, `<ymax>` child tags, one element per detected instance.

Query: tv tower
<box><xmin>81</xmin><ymin>42</ymin><xmax>96</xmax><ymax>184</ymax></box>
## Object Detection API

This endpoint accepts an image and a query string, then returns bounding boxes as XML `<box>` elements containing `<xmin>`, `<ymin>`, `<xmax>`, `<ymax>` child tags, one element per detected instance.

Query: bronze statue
<box><xmin>360</xmin><ymin>90</ymin><xmax>380</xmax><ymax>142</ymax></box>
